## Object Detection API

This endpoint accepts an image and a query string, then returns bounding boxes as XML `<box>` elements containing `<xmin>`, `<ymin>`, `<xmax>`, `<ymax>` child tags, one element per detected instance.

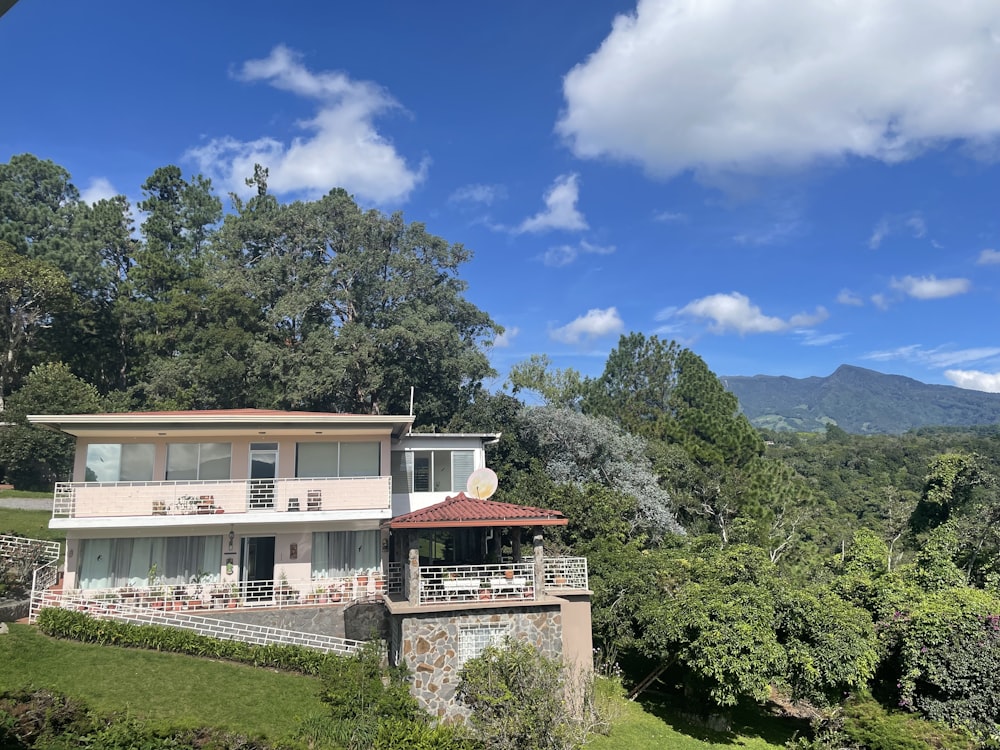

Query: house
<box><xmin>28</xmin><ymin>408</ymin><xmax>592</xmax><ymax>717</ymax></box>
<box><xmin>27</xmin><ymin>409</ymin><xmax>497</xmax><ymax>604</ymax></box>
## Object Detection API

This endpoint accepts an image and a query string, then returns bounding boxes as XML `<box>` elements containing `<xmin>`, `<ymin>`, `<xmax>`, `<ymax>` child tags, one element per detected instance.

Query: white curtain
<box><xmin>312</xmin><ymin>530</ymin><xmax>379</xmax><ymax>578</ymax></box>
<box><xmin>79</xmin><ymin>536</ymin><xmax>222</xmax><ymax>588</ymax></box>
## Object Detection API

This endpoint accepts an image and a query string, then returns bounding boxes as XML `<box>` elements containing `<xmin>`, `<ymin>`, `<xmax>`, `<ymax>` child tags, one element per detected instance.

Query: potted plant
<box><xmin>227</xmin><ymin>582</ymin><xmax>240</xmax><ymax>608</ymax></box>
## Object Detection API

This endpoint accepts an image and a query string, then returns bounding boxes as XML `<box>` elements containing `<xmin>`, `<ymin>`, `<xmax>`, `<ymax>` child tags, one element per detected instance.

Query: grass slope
<box><xmin>0</xmin><ymin>624</ymin><xmax>326</xmax><ymax>739</ymax></box>
<box><xmin>0</xmin><ymin>508</ymin><xmax>63</xmax><ymax>542</ymax></box>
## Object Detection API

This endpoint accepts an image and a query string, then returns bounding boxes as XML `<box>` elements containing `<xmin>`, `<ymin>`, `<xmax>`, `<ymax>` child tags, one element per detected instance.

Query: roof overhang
<box><xmin>28</xmin><ymin>411</ymin><xmax>416</xmax><ymax>439</ymax></box>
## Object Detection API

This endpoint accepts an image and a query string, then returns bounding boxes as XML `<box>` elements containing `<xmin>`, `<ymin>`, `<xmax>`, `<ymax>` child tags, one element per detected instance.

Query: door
<box><xmin>242</xmin><ymin>536</ymin><xmax>275</xmax><ymax>601</ymax></box>
<box><xmin>248</xmin><ymin>442</ymin><xmax>278</xmax><ymax>509</ymax></box>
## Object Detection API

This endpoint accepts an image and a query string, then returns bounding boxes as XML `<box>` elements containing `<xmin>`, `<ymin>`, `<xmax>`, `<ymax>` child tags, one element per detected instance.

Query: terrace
<box><xmin>51</xmin><ymin>476</ymin><xmax>392</xmax><ymax>523</ymax></box>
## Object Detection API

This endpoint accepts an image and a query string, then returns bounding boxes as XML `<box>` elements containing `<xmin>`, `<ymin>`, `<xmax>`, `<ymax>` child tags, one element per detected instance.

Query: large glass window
<box><xmin>390</xmin><ymin>450</ymin><xmax>475</xmax><ymax>493</ymax></box>
<box><xmin>311</xmin><ymin>530</ymin><xmax>379</xmax><ymax>578</ymax></box>
<box><xmin>166</xmin><ymin>443</ymin><xmax>232</xmax><ymax>481</ymax></box>
<box><xmin>295</xmin><ymin>442</ymin><xmax>379</xmax><ymax>478</ymax></box>
<box><xmin>85</xmin><ymin>443</ymin><xmax>155</xmax><ymax>483</ymax></box>
<box><xmin>78</xmin><ymin>535</ymin><xmax>222</xmax><ymax>589</ymax></box>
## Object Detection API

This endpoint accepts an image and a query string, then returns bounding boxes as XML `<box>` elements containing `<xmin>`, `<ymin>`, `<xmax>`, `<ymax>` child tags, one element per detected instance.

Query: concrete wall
<box><xmin>391</xmin><ymin>604</ymin><xmax>563</xmax><ymax>719</ymax></box>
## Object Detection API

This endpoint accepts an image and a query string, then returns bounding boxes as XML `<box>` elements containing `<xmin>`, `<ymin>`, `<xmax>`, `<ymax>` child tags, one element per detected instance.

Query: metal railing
<box><xmin>33</xmin><ymin>572</ymin><xmax>385</xmax><ymax>617</ymax></box>
<box><xmin>0</xmin><ymin>534</ymin><xmax>61</xmax><ymax>566</ymax></box>
<box><xmin>541</xmin><ymin>556</ymin><xmax>588</xmax><ymax>589</ymax></box>
<box><xmin>52</xmin><ymin>476</ymin><xmax>392</xmax><ymax>519</ymax></box>
<box><xmin>419</xmin><ymin>562</ymin><xmax>536</xmax><ymax>605</ymax></box>
<box><xmin>33</xmin><ymin>590</ymin><xmax>366</xmax><ymax>655</ymax></box>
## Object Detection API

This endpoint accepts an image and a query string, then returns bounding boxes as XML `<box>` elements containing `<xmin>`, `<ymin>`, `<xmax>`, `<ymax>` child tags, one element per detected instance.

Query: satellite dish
<box><xmin>467</xmin><ymin>467</ymin><xmax>498</xmax><ymax>500</ymax></box>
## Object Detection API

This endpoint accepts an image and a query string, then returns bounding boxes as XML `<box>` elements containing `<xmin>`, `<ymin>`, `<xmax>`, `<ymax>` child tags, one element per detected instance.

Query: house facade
<box><xmin>28</xmin><ymin>409</ymin><xmax>497</xmax><ymax>603</ymax></box>
<box><xmin>29</xmin><ymin>408</ymin><xmax>592</xmax><ymax>718</ymax></box>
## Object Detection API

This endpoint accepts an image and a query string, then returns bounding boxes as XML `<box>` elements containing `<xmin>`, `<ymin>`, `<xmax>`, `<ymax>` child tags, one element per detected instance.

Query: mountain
<box><xmin>723</xmin><ymin>365</ymin><xmax>1000</xmax><ymax>434</ymax></box>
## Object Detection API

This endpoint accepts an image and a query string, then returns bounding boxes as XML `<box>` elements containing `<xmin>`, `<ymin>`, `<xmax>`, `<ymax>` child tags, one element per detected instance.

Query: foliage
<box><xmin>895</xmin><ymin>587</ymin><xmax>1000</xmax><ymax>741</ymax></box>
<box><xmin>0</xmin><ymin>362</ymin><xmax>102</xmax><ymax>489</ymax></box>
<box><xmin>791</xmin><ymin>695</ymin><xmax>976</xmax><ymax>750</ymax></box>
<box><xmin>457</xmin><ymin>638</ymin><xmax>574</xmax><ymax>750</ymax></box>
<box><xmin>36</xmin><ymin>607</ymin><xmax>336</xmax><ymax>675</ymax></box>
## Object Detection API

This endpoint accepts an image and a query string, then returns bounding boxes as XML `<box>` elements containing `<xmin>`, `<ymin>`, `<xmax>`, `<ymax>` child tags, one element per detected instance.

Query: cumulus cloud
<box><xmin>558</xmin><ymin>0</ymin><xmax>1000</xmax><ymax>178</ymax></box>
<box><xmin>516</xmin><ymin>174</ymin><xmax>588</xmax><ymax>234</ymax></box>
<box><xmin>186</xmin><ymin>45</ymin><xmax>425</xmax><ymax>204</ymax></box>
<box><xmin>80</xmin><ymin>177</ymin><xmax>118</xmax><ymax>205</ymax></box>
<box><xmin>977</xmin><ymin>248</ymin><xmax>1000</xmax><ymax>265</ymax></box>
<box><xmin>448</xmin><ymin>183</ymin><xmax>506</xmax><ymax>206</ymax></box>
<box><xmin>837</xmin><ymin>289</ymin><xmax>864</xmax><ymax>306</ymax></box>
<box><xmin>540</xmin><ymin>240</ymin><xmax>615</xmax><ymax>267</ymax></box>
<box><xmin>890</xmin><ymin>275</ymin><xmax>970</xmax><ymax>299</ymax></box>
<box><xmin>679</xmin><ymin>292</ymin><xmax>828</xmax><ymax>334</ymax></box>
<box><xmin>944</xmin><ymin>369</ymin><xmax>1000</xmax><ymax>393</ymax></box>
<box><xmin>864</xmin><ymin>344</ymin><xmax>1000</xmax><ymax>368</ymax></box>
<box><xmin>550</xmin><ymin>307</ymin><xmax>624</xmax><ymax>344</ymax></box>
<box><xmin>493</xmin><ymin>326</ymin><xmax>520</xmax><ymax>348</ymax></box>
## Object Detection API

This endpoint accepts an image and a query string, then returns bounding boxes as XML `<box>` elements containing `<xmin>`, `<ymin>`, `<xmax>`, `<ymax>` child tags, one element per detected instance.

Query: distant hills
<box><xmin>723</xmin><ymin>365</ymin><xmax>1000</xmax><ymax>434</ymax></box>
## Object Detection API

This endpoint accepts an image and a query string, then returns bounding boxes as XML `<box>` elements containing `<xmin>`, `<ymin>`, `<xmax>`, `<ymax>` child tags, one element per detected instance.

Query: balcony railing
<box><xmin>52</xmin><ymin>476</ymin><xmax>392</xmax><ymax>519</ymax></box>
<box><xmin>419</xmin><ymin>562</ymin><xmax>536</xmax><ymax>605</ymax></box>
<box><xmin>541</xmin><ymin>556</ymin><xmax>588</xmax><ymax>589</ymax></box>
<box><xmin>33</xmin><ymin>572</ymin><xmax>385</xmax><ymax>617</ymax></box>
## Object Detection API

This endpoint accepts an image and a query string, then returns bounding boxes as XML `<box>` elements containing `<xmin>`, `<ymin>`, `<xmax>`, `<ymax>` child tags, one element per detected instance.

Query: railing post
<box><xmin>532</xmin><ymin>525</ymin><xmax>545</xmax><ymax>598</ymax></box>
<box><xmin>406</xmin><ymin>531</ymin><xmax>420</xmax><ymax>606</ymax></box>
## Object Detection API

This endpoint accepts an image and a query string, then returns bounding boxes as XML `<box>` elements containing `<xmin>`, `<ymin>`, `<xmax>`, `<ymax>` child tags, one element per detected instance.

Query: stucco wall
<box><xmin>391</xmin><ymin>604</ymin><xmax>562</xmax><ymax>719</ymax></box>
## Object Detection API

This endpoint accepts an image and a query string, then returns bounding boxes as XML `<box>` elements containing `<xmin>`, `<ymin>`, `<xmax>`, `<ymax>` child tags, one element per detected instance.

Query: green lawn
<box><xmin>589</xmin><ymin>689</ymin><xmax>798</xmax><ymax>750</ymax></box>
<box><xmin>0</xmin><ymin>508</ymin><xmax>63</xmax><ymax>543</ymax></box>
<box><xmin>0</xmin><ymin>489</ymin><xmax>53</xmax><ymax>499</ymax></box>
<box><xmin>0</xmin><ymin>624</ymin><xmax>328</xmax><ymax>740</ymax></box>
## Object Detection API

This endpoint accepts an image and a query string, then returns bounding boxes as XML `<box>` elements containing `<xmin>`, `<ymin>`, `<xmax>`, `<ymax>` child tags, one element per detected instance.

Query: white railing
<box><xmin>419</xmin><ymin>562</ymin><xmax>536</xmax><ymax>605</ymax></box>
<box><xmin>0</xmin><ymin>534</ymin><xmax>61</xmax><ymax>566</ymax></box>
<box><xmin>35</xmin><ymin>591</ymin><xmax>366</xmax><ymax>655</ymax></box>
<box><xmin>542</xmin><ymin>556</ymin><xmax>588</xmax><ymax>589</ymax></box>
<box><xmin>52</xmin><ymin>476</ymin><xmax>392</xmax><ymax>519</ymax></box>
<box><xmin>35</xmin><ymin>572</ymin><xmax>385</xmax><ymax>616</ymax></box>
<box><xmin>28</xmin><ymin>558</ymin><xmax>61</xmax><ymax>622</ymax></box>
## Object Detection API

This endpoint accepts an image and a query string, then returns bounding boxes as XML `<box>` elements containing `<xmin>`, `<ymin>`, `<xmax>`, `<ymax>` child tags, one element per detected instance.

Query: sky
<box><xmin>3</xmin><ymin>0</ymin><xmax>1000</xmax><ymax>393</ymax></box>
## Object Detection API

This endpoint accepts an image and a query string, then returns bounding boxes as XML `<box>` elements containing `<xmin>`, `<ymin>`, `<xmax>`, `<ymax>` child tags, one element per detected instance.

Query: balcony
<box><xmin>385</xmin><ymin>556</ymin><xmax>588</xmax><ymax>607</ymax></box>
<box><xmin>52</xmin><ymin>476</ymin><xmax>392</xmax><ymax>521</ymax></box>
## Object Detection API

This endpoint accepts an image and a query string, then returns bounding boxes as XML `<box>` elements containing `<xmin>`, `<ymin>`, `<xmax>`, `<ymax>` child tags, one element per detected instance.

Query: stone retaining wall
<box><xmin>0</xmin><ymin>598</ymin><xmax>30</xmax><ymax>623</ymax></box>
<box><xmin>391</xmin><ymin>604</ymin><xmax>562</xmax><ymax>718</ymax></box>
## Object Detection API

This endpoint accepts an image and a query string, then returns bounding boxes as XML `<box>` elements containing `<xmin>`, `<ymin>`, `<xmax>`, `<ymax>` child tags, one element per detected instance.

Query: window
<box><xmin>166</xmin><ymin>443</ymin><xmax>232</xmax><ymax>480</ymax></box>
<box><xmin>85</xmin><ymin>444</ymin><xmax>155</xmax><ymax>482</ymax></box>
<box><xmin>78</xmin><ymin>535</ymin><xmax>222</xmax><ymax>589</ymax></box>
<box><xmin>311</xmin><ymin>530</ymin><xmax>380</xmax><ymax>578</ymax></box>
<box><xmin>390</xmin><ymin>450</ymin><xmax>475</xmax><ymax>493</ymax></box>
<box><xmin>458</xmin><ymin>624</ymin><xmax>510</xmax><ymax>666</ymax></box>
<box><xmin>296</xmin><ymin>442</ymin><xmax>379</xmax><ymax>478</ymax></box>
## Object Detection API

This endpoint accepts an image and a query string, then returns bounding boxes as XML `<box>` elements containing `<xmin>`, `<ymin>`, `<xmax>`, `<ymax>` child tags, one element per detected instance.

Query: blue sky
<box><xmin>3</xmin><ymin>0</ymin><xmax>1000</xmax><ymax>392</ymax></box>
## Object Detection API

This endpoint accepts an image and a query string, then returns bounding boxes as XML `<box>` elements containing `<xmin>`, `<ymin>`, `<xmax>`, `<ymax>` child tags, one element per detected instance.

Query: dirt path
<box><xmin>0</xmin><ymin>498</ymin><xmax>52</xmax><ymax>510</ymax></box>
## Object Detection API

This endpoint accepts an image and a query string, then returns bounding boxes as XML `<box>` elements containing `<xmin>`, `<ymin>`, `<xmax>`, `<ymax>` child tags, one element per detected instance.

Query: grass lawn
<box><xmin>589</xmin><ymin>688</ymin><xmax>800</xmax><ymax>750</ymax></box>
<box><xmin>0</xmin><ymin>489</ymin><xmax>53</xmax><ymax>499</ymax></box>
<box><xmin>0</xmin><ymin>508</ymin><xmax>63</xmax><ymax>543</ymax></box>
<box><xmin>0</xmin><ymin>624</ymin><xmax>328</xmax><ymax>740</ymax></box>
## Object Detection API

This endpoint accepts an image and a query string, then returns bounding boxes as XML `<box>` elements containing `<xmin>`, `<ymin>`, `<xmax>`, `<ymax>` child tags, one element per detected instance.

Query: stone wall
<box><xmin>391</xmin><ymin>604</ymin><xmax>562</xmax><ymax>719</ymax></box>
<box><xmin>0</xmin><ymin>598</ymin><xmax>29</xmax><ymax>623</ymax></box>
<box><xmin>208</xmin><ymin>601</ymin><xmax>388</xmax><ymax>642</ymax></box>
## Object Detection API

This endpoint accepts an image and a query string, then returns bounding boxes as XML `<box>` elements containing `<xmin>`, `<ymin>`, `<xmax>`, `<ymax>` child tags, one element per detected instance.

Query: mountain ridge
<box><xmin>724</xmin><ymin>364</ymin><xmax>1000</xmax><ymax>434</ymax></box>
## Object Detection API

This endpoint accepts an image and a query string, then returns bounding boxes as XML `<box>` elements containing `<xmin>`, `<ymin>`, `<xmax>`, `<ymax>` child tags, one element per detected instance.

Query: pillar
<box><xmin>532</xmin><ymin>525</ymin><xmax>545</xmax><ymax>597</ymax></box>
<box><xmin>406</xmin><ymin>531</ymin><xmax>420</xmax><ymax>606</ymax></box>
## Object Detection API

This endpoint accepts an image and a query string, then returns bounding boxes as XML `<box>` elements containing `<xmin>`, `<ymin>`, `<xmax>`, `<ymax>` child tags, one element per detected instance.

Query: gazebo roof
<box><xmin>384</xmin><ymin>492</ymin><xmax>568</xmax><ymax>529</ymax></box>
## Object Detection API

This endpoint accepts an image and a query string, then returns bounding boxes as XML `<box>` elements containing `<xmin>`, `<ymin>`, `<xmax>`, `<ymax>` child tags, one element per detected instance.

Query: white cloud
<box><xmin>653</xmin><ymin>210</ymin><xmax>687</xmax><ymax>223</ymax></box>
<box><xmin>837</xmin><ymin>289</ymin><xmax>864</xmax><ymax>306</ymax></box>
<box><xmin>186</xmin><ymin>45</ymin><xmax>425</xmax><ymax>205</ymax></box>
<box><xmin>550</xmin><ymin>307</ymin><xmax>624</xmax><ymax>344</ymax></box>
<box><xmin>541</xmin><ymin>240</ymin><xmax>615</xmax><ymax>267</ymax></box>
<box><xmin>868</xmin><ymin>212</ymin><xmax>928</xmax><ymax>248</ymax></box>
<box><xmin>516</xmin><ymin>174</ymin><xmax>588</xmax><ymax>234</ymax></box>
<box><xmin>944</xmin><ymin>369</ymin><xmax>1000</xmax><ymax>393</ymax></box>
<box><xmin>871</xmin><ymin>293</ymin><xmax>890</xmax><ymax>310</ymax></box>
<box><xmin>890</xmin><ymin>275</ymin><xmax>970</xmax><ymax>299</ymax></box>
<box><xmin>494</xmin><ymin>326</ymin><xmax>520</xmax><ymax>348</ymax></box>
<box><xmin>733</xmin><ymin>219</ymin><xmax>802</xmax><ymax>246</ymax></box>
<box><xmin>977</xmin><ymin>248</ymin><xmax>1000</xmax><ymax>265</ymax></box>
<box><xmin>906</xmin><ymin>216</ymin><xmax>927</xmax><ymax>239</ymax></box>
<box><xmin>80</xmin><ymin>177</ymin><xmax>118</xmax><ymax>205</ymax></box>
<box><xmin>863</xmin><ymin>345</ymin><xmax>1000</xmax><ymax>368</ymax></box>
<box><xmin>797</xmin><ymin>329</ymin><xmax>847</xmax><ymax>347</ymax></box>
<box><xmin>558</xmin><ymin>0</ymin><xmax>1000</xmax><ymax>178</ymax></box>
<box><xmin>679</xmin><ymin>291</ymin><xmax>827</xmax><ymax>335</ymax></box>
<box><xmin>448</xmin><ymin>183</ymin><xmax>506</xmax><ymax>206</ymax></box>
<box><xmin>868</xmin><ymin>219</ymin><xmax>890</xmax><ymax>249</ymax></box>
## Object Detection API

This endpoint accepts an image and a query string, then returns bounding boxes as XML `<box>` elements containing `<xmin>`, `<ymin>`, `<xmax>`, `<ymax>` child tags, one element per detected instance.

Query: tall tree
<box><xmin>0</xmin><ymin>242</ymin><xmax>72</xmax><ymax>411</ymax></box>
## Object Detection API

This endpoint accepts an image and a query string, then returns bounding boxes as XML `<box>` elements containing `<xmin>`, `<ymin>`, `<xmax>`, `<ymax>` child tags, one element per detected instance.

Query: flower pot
<box><xmin>479</xmin><ymin>589</ymin><xmax>491</xmax><ymax>601</ymax></box>
<box><xmin>504</xmin><ymin>570</ymin><xmax>514</xmax><ymax>580</ymax></box>
<box><xmin>227</xmin><ymin>598</ymin><xmax>237</xmax><ymax>608</ymax></box>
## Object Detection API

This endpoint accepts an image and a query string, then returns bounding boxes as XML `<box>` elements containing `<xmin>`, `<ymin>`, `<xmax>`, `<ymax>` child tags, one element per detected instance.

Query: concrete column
<box><xmin>511</xmin><ymin>530</ymin><xmax>522</xmax><ymax>563</ymax></box>
<box><xmin>379</xmin><ymin>527</ymin><xmax>390</xmax><ymax>577</ymax></box>
<box><xmin>532</xmin><ymin>525</ymin><xmax>545</xmax><ymax>597</ymax></box>
<box><xmin>407</xmin><ymin>531</ymin><xmax>420</xmax><ymax>606</ymax></box>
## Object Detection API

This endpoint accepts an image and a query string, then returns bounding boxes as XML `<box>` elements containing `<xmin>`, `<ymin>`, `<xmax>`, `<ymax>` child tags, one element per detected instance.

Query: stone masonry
<box><xmin>391</xmin><ymin>604</ymin><xmax>562</xmax><ymax>719</ymax></box>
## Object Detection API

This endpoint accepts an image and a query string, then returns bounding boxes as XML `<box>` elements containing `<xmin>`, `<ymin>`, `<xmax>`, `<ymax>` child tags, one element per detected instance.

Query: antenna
<box><xmin>466</xmin><ymin>467</ymin><xmax>498</xmax><ymax>500</ymax></box>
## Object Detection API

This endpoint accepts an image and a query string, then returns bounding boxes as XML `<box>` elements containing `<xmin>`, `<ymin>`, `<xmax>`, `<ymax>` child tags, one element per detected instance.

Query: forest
<box><xmin>2</xmin><ymin>153</ymin><xmax>999</xmax><ymax>748</ymax></box>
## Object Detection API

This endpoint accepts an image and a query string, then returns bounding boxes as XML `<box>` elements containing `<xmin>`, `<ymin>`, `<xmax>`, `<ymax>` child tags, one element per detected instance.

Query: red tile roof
<box><xmin>88</xmin><ymin>409</ymin><xmax>359</xmax><ymax>417</ymax></box>
<box><xmin>385</xmin><ymin>492</ymin><xmax>567</xmax><ymax>528</ymax></box>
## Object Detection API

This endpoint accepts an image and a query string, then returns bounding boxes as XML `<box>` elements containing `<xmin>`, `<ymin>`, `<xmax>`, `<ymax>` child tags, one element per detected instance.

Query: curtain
<box><xmin>312</xmin><ymin>530</ymin><xmax>379</xmax><ymax>578</ymax></box>
<box><xmin>78</xmin><ymin>536</ymin><xmax>222</xmax><ymax>589</ymax></box>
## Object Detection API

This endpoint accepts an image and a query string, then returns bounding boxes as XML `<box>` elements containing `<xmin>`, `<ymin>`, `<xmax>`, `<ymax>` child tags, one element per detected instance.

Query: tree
<box><xmin>0</xmin><ymin>363</ymin><xmax>101</xmax><ymax>489</ymax></box>
<box><xmin>457</xmin><ymin>638</ymin><xmax>573</xmax><ymax>750</ymax></box>
<box><xmin>0</xmin><ymin>242</ymin><xmax>73</xmax><ymax>411</ymax></box>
